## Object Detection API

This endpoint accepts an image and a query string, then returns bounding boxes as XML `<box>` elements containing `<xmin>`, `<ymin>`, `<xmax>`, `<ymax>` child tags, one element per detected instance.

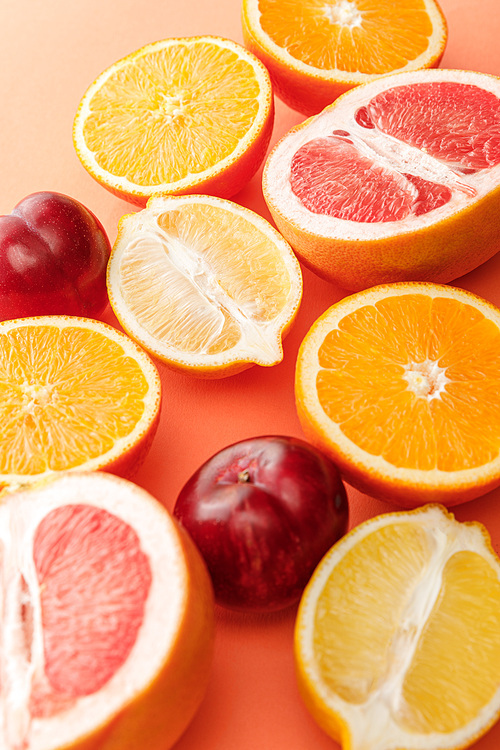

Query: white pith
<box><xmin>245</xmin><ymin>0</ymin><xmax>447</xmax><ymax>82</ymax></box>
<box><xmin>107</xmin><ymin>194</ymin><xmax>303</xmax><ymax>369</ymax></box>
<box><xmin>322</xmin><ymin>0</ymin><xmax>363</xmax><ymax>29</ymax></box>
<box><xmin>0</xmin><ymin>317</ymin><xmax>161</xmax><ymax>488</ymax></box>
<box><xmin>0</xmin><ymin>472</ymin><xmax>187</xmax><ymax>750</ymax></box>
<box><xmin>402</xmin><ymin>360</ymin><xmax>449</xmax><ymax>401</ymax></box>
<box><xmin>264</xmin><ymin>69</ymin><xmax>500</xmax><ymax>240</ymax></box>
<box><xmin>73</xmin><ymin>37</ymin><xmax>272</xmax><ymax>196</ymax></box>
<box><xmin>296</xmin><ymin>505</ymin><xmax>500</xmax><ymax>750</ymax></box>
<box><xmin>297</xmin><ymin>282</ymin><xmax>500</xmax><ymax>491</ymax></box>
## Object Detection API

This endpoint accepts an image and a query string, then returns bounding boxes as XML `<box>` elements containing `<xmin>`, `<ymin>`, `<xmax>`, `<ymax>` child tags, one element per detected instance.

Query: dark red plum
<box><xmin>0</xmin><ymin>191</ymin><xmax>111</xmax><ymax>320</ymax></box>
<box><xmin>173</xmin><ymin>435</ymin><xmax>349</xmax><ymax>612</ymax></box>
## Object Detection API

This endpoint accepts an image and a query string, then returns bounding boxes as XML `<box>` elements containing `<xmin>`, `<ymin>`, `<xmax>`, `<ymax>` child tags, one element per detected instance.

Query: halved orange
<box><xmin>0</xmin><ymin>316</ymin><xmax>161</xmax><ymax>490</ymax></box>
<box><xmin>264</xmin><ymin>68</ymin><xmax>500</xmax><ymax>290</ymax></box>
<box><xmin>107</xmin><ymin>194</ymin><xmax>303</xmax><ymax>378</ymax></box>
<box><xmin>295</xmin><ymin>503</ymin><xmax>500</xmax><ymax>750</ymax></box>
<box><xmin>73</xmin><ymin>36</ymin><xmax>273</xmax><ymax>205</ymax></box>
<box><xmin>295</xmin><ymin>282</ymin><xmax>500</xmax><ymax>507</ymax></box>
<box><xmin>242</xmin><ymin>0</ymin><xmax>447</xmax><ymax>115</ymax></box>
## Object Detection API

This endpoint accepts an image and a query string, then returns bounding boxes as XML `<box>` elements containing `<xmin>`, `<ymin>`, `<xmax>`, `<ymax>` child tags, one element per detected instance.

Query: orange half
<box><xmin>295</xmin><ymin>282</ymin><xmax>500</xmax><ymax>506</ymax></box>
<box><xmin>73</xmin><ymin>36</ymin><xmax>274</xmax><ymax>204</ymax></box>
<box><xmin>242</xmin><ymin>0</ymin><xmax>447</xmax><ymax>114</ymax></box>
<box><xmin>0</xmin><ymin>316</ymin><xmax>161</xmax><ymax>490</ymax></box>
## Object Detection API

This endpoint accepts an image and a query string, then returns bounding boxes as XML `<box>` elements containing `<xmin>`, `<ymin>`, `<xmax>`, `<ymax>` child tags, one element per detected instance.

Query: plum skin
<box><xmin>0</xmin><ymin>191</ymin><xmax>111</xmax><ymax>320</ymax></box>
<box><xmin>173</xmin><ymin>435</ymin><xmax>349</xmax><ymax>612</ymax></box>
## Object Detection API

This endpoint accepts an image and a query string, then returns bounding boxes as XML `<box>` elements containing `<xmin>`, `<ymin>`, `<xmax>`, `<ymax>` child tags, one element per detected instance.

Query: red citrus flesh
<box><xmin>289</xmin><ymin>81</ymin><xmax>500</xmax><ymax>223</ymax></box>
<box><xmin>31</xmin><ymin>505</ymin><xmax>151</xmax><ymax>715</ymax></box>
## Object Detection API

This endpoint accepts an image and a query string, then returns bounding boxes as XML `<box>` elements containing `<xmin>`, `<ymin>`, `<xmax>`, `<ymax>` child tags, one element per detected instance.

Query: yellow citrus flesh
<box><xmin>73</xmin><ymin>37</ymin><xmax>273</xmax><ymax>204</ymax></box>
<box><xmin>107</xmin><ymin>195</ymin><xmax>302</xmax><ymax>377</ymax></box>
<box><xmin>242</xmin><ymin>0</ymin><xmax>447</xmax><ymax>114</ymax></box>
<box><xmin>0</xmin><ymin>317</ymin><xmax>161</xmax><ymax>489</ymax></box>
<box><xmin>295</xmin><ymin>504</ymin><xmax>500</xmax><ymax>750</ymax></box>
<box><xmin>295</xmin><ymin>282</ymin><xmax>500</xmax><ymax>506</ymax></box>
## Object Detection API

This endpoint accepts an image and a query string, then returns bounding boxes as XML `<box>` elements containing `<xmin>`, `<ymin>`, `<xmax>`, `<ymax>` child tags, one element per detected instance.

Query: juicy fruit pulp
<box><xmin>295</xmin><ymin>283</ymin><xmax>500</xmax><ymax>506</ymax></box>
<box><xmin>295</xmin><ymin>505</ymin><xmax>500</xmax><ymax>750</ymax></box>
<box><xmin>289</xmin><ymin>81</ymin><xmax>500</xmax><ymax>222</ymax></box>
<box><xmin>257</xmin><ymin>0</ymin><xmax>437</xmax><ymax>74</ymax></box>
<box><xmin>107</xmin><ymin>195</ymin><xmax>302</xmax><ymax>377</ymax></box>
<box><xmin>73</xmin><ymin>37</ymin><xmax>273</xmax><ymax>204</ymax></box>
<box><xmin>0</xmin><ymin>472</ymin><xmax>215</xmax><ymax>750</ymax></box>
<box><xmin>32</xmin><ymin>505</ymin><xmax>151</xmax><ymax>713</ymax></box>
<box><xmin>0</xmin><ymin>317</ymin><xmax>161</xmax><ymax>487</ymax></box>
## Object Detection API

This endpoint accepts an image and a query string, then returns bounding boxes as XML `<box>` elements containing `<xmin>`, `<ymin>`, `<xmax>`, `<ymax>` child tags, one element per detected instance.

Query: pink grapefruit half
<box><xmin>0</xmin><ymin>471</ymin><xmax>215</xmax><ymax>750</ymax></box>
<box><xmin>263</xmin><ymin>68</ymin><xmax>500</xmax><ymax>290</ymax></box>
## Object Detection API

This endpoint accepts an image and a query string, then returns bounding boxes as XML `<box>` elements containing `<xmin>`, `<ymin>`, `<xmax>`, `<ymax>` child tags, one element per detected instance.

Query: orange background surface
<box><xmin>1</xmin><ymin>0</ymin><xmax>500</xmax><ymax>748</ymax></box>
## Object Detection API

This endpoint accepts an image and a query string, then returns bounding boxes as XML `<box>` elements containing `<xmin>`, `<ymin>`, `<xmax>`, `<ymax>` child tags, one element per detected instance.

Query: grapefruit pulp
<box><xmin>0</xmin><ymin>472</ymin><xmax>215</xmax><ymax>750</ymax></box>
<box><xmin>263</xmin><ymin>69</ymin><xmax>500</xmax><ymax>290</ymax></box>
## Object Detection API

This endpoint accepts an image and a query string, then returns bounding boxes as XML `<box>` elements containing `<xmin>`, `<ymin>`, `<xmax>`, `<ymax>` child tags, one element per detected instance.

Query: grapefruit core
<box><xmin>263</xmin><ymin>69</ymin><xmax>500</xmax><ymax>290</ymax></box>
<box><xmin>0</xmin><ymin>472</ymin><xmax>215</xmax><ymax>750</ymax></box>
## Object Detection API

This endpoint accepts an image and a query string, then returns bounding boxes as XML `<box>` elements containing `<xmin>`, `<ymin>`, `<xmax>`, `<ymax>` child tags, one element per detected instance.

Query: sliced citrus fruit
<box><xmin>0</xmin><ymin>470</ymin><xmax>215</xmax><ymax>750</ymax></box>
<box><xmin>295</xmin><ymin>503</ymin><xmax>500</xmax><ymax>750</ymax></box>
<box><xmin>0</xmin><ymin>316</ymin><xmax>161</xmax><ymax>490</ymax></box>
<box><xmin>264</xmin><ymin>68</ymin><xmax>500</xmax><ymax>290</ymax></box>
<box><xmin>295</xmin><ymin>282</ymin><xmax>500</xmax><ymax>507</ymax></box>
<box><xmin>73</xmin><ymin>36</ymin><xmax>273</xmax><ymax>205</ymax></box>
<box><xmin>107</xmin><ymin>194</ymin><xmax>303</xmax><ymax>378</ymax></box>
<box><xmin>242</xmin><ymin>0</ymin><xmax>447</xmax><ymax>115</ymax></box>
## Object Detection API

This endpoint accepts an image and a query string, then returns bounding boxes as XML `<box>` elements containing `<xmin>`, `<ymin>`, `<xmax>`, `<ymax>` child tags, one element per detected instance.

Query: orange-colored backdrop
<box><xmin>1</xmin><ymin>0</ymin><xmax>499</xmax><ymax>748</ymax></box>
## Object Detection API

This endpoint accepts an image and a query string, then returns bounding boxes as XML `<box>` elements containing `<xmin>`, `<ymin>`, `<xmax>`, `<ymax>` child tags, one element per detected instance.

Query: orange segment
<box><xmin>295</xmin><ymin>282</ymin><xmax>500</xmax><ymax>506</ymax></box>
<box><xmin>73</xmin><ymin>37</ymin><xmax>273</xmax><ymax>204</ymax></box>
<box><xmin>0</xmin><ymin>317</ymin><xmax>161</xmax><ymax>489</ymax></box>
<box><xmin>107</xmin><ymin>195</ymin><xmax>302</xmax><ymax>378</ymax></box>
<box><xmin>295</xmin><ymin>504</ymin><xmax>500</xmax><ymax>750</ymax></box>
<box><xmin>242</xmin><ymin>0</ymin><xmax>447</xmax><ymax>114</ymax></box>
